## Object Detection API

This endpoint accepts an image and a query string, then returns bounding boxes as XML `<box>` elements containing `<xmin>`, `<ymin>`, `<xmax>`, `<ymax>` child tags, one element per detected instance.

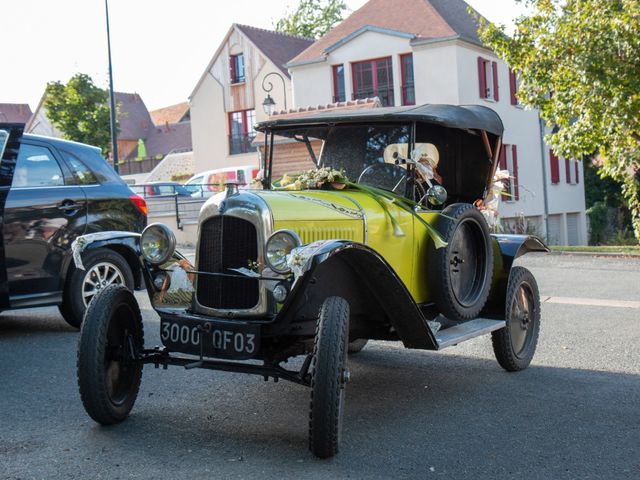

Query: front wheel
<box><xmin>77</xmin><ymin>284</ymin><xmax>144</xmax><ymax>425</ymax></box>
<box><xmin>309</xmin><ymin>297</ymin><xmax>350</xmax><ymax>458</ymax></box>
<box><xmin>492</xmin><ymin>267</ymin><xmax>541</xmax><ymax>371</ymax></box>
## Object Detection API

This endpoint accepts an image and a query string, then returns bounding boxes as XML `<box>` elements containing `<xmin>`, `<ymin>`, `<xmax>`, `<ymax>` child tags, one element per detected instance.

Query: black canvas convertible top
<box><xmin>256</xmin><ymin>104</ymin><xmax>504</xmax><ymax>137</ymax></box>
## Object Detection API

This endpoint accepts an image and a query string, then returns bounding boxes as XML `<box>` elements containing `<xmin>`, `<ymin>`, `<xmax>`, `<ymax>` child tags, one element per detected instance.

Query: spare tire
<box><xmin>427</xmin><ymin>203</ymin><xmax>493</xmax><ymax>321</ymax></box>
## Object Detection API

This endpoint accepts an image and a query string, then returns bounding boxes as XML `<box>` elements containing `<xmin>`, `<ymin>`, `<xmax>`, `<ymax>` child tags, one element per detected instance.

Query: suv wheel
<box><xmin>309</xmin><ymin>296</ymin><xmax>350</xmax><ymax>458</ymax></box>
<box><xmin>60</xmin><ymin>249</ymin><xmax>134</xmax><ymax>329</ymax></box>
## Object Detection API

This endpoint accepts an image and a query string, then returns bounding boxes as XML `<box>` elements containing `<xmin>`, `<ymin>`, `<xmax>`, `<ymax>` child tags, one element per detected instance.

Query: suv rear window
<box><xmin>63</xmin><ymin>152</ymin><xmax>98</xmax><ymax>185</ymax></box>
<box><xmin>59</xmin><ymin>147</ymin><xmax>123</xmax><ymax>185</ymax></box>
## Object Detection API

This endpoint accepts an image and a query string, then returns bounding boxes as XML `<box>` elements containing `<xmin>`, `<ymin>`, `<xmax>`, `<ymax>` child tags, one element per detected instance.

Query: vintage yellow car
<box><xmin>75</xmin><ymin>104</ymin><xmax>547</xmax><ymax>458</ymax></box>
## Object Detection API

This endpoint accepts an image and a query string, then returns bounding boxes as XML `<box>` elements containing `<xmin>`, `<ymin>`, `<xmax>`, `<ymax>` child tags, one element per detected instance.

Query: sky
<box><xmin>1</xmin><ymin>0</ymin><xmax>528</xmax><ymax>112</ymax></box>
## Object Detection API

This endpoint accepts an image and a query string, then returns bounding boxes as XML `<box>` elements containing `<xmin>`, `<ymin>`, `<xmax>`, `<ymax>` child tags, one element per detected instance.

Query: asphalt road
<box><xmin>1</xmin><ymin>254</ymin><xmax>639</xmax><ymax>479</ymax></box>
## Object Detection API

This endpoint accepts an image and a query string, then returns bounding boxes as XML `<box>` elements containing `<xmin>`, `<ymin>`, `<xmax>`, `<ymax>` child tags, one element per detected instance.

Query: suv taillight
<box><xmin>129</xmin><ymin>195</ymin><xmax>148</xmax><ymax>216</ymax></box>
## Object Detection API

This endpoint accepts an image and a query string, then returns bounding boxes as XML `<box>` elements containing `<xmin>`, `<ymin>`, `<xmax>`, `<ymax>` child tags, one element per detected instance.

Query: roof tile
<box><xmin>289</xmin><ymin>0</ymin><xmax>483</xmax><ymax>65</ymax></box>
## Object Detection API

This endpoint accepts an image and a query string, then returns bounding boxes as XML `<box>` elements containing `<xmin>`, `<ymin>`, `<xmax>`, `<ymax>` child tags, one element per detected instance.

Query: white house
<box><xmin>286</xmin><ymin>0</ymin><xmax>587</xmax><ymax>245</ymax></box>
<box><xmin>189</xmin><ymin>24</ymin><xmax>313</xmax><ymax>175</ymax></box>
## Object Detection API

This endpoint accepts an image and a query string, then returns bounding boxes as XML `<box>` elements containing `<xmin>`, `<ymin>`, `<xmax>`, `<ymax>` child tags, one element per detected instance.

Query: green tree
<box><xmin>477</xmin><ymin>0</ymin><xmax>640</xmax><ymax>242</ymax></box>
<box><xmin>275</xmin><ymin>0</ymin><xmax>347</xmax><ymax>39</ymax></box>
<box><xmin>44</xmin><ymin>73</ymin><xmax>114</xmax><ymax>154</ymax></box>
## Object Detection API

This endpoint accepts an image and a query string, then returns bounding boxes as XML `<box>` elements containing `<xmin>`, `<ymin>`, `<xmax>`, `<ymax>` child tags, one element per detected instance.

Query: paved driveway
<box><xmin>1</xmin><ymin>254</ymin><xmax>638</xmax><ymax>479</ymax></box>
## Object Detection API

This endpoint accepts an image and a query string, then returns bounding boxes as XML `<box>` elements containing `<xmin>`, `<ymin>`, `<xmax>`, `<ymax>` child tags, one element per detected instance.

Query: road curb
<box><xmin>550</xmin><ymin>250</ymin><xmax>640</xmax><ymax>259</ymax></box>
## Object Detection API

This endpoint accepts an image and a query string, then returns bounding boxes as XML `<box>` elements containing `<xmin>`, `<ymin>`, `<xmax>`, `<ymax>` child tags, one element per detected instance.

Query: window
<box><xmin>230</xmin><ymin>54</ymin><xmax>245</xmax><ymax>84</ymax></box>
<box><xmin>499</xmin><ymin>144</ymin><xmax>519</xmax><ymax>201</ymax></box>
<box><xmin>352</xmin><ymin>57</ymin><xmax>394</xmax><ymax>106</ymax></box>
<box><xmin>509</xmin><ymin>69</ymin><xmax>520</xmax><ymax>106</ymax></box>
<box><xmin>228</xmin><ymin>109</ymin><xmax>256</xmax><ymax>155</ymax></box>
<box><xmin>61</xmin><ymin>151</ymin><xmax>98</xmax><ymax>185</ymax></box>
<box><xmin>400</xmin><ymin>53</ymin><xmax>415</xmax><ymax>106</ymax></box>
<box><xmin>477</xmin><ymin>57</ymin><xmax>499</xmax><ymax>101</ymax></box>
<box><xmin>549</xmin><ymin>150</ymin><xmax>560</xmax><ymax>184</ymax></box>
<box><xmin>565</xmin><ymin>158</ymin><xmax>580</xmax><ymax>184</ymax></box>
<box><xmin>12</xmin><ymin>144</ymin><xmax>64</xmax><ymax>188</ymax></box>
<box><xmin>332</xmin><ymin>64</ymin><xmax>346</xmax><ymax>102</ymax></box>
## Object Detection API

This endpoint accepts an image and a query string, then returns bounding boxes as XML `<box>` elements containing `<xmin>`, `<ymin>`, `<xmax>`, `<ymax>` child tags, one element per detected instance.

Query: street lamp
<box><xmin>262</xmin><ymin>94</ymin><xmax>276</xmax><ymax>116</ymax></box>
<box><xmin>261</xmin><ymin>72</ymin><xmax>287</xmax><ymax>116</ymax></box>
<box><xmin>105</xmin><ymin>0</ymin><xmax>119</xmax><ymax>173</ymax></box>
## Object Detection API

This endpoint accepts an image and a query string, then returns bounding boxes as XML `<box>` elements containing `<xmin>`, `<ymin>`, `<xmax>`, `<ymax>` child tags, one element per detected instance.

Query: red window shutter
<box><xmin>509</xmin><ymin>70</ymin><xmax>517</xmax><ymax>105</ymax></box>
<box><xmin>477</xmin><ymin>57</ymin><xmax>487</xmax><ymax>99</ymax></box>
<box><xmin>550</xmin><ymin>151</ymin><xmax>560</xmax><ymax>184</ymax></box>
<box><xmin>565</xmin><ymin>157</ymin><xmax>571</xmax><ymax>184</ymax></box>
<box><xmin>512</xmin><ymin>145</ymin><xmax>519</xmax><ymax>200</ymax></box>
<box><xmin>575</xmin><ymin>161</ymin><xmax>579</xmax><ymax>184</ymax></box>
<box><xmin>492</xmin><ymin>62</ymin><xmax>499</xmax><ymax>101</ymax></box>
<box><xmin>499</xmin><ymin>145</ymin><xmax>508</xmax><ymax>200</ymax></box>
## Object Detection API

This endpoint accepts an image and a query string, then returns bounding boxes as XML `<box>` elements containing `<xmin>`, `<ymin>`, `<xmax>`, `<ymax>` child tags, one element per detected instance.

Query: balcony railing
<box><xmin>117</xmin><ymin>156</ymin><xmax>163</xmax><ymax>175</ymax></box>
<box><xmin>229</xmin><ymin>133</ymin><xmax>257</xmax><ymax>155</ymax></box>
<box><xmin>352</xmin><ymin>88</ymin><xmax>395</xmax><ymax>107</ymax></box>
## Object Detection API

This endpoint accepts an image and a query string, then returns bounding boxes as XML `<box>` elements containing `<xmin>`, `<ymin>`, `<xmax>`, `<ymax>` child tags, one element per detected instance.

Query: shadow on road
<box><xmin>62</xmin><ymin>347</ymin><xmax>640</xmax><ymax>478</ymax></box>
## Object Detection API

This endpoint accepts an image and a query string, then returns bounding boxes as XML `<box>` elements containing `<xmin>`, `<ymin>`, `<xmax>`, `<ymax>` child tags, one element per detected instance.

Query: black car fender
<box><xmin>272</xmin><ymin>240</ymin><xmax>439</xmax><ymax>350</ymax></box>
<box><xmin>64</xmin><ymin>232</ymin><xmax>143</xmax><ymax>290</ymax></box>
<box><xmin>482</xmin><ymin>234</ymin><xmax>549</xmax><ymax>315</ymax></box>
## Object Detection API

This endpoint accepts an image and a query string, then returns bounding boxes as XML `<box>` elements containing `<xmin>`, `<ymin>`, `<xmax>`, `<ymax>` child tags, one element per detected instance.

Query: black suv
<box><xmin>0</xmin><ymin>124</ymin><xmax>146</xmax><ymax>327</ymax></box>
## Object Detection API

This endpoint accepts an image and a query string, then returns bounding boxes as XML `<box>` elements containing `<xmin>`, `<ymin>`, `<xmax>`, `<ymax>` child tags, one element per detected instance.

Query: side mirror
<box><xmin>426</xmin><ymin>185</ymin><xmax>447</xmax><ymax>206</ymax></box>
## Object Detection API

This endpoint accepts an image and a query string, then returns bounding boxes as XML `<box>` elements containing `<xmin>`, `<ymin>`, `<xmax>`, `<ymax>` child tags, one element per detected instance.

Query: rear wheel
<box><xmin>77</xmin><ymin>284</ymin><xmax>144</xmax><ymax>425</ymax></box>
<box><xmin>309</xmin><ymin>297</ymin><xmax>350</xmax><ymax>459</ymax></box>
<box><xmin>492</xmin><ymin>267</ymin><xmax>540</xmax><ymax>371</ymax></box>
<box><xmin>428</xmin><ymin>203</ymin><xmax>493</xmax><ymax>320</ymax></box>
<box><xmin>60</xmin><ymin>249</ymin><xmax>134</xmax><ymax>329</ymax></box>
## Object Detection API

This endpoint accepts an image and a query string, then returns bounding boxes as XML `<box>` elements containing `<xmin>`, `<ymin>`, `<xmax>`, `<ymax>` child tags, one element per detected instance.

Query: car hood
<box><xmin>256</xmin><ymin>190</ymin><xmax>364</xmax><ymax>222</ymax></box>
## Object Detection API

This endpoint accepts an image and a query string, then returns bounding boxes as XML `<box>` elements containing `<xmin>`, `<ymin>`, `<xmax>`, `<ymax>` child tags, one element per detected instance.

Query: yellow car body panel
<box><xmin>256</xmin><ymin>189</ymin><xmax>441</xmax><ymax>302</ymax></box>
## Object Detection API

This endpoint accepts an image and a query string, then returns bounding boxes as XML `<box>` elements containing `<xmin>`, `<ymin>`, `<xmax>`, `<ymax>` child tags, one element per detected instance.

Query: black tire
<box><xmin>428</xmin><ymin>203</ymin><xmax>493</xmax><ymax>320</ymax></box>
<box><xmin>60</xmin><ymin>249</ymin><xmax>134</xmax><ymax>329</ymax></box>
<box><xmin>492</xmin><ymin>267</ymin><xmax>540</xmax><ymax>371</ymax></box>
<box><xmin>309</xmin><ymin>297</ymin><xmax>350</xmax><ymax>459</ymax></box>
<box><xmin>347</xmin><ymin>338</ymin><xmax>368</xmax><ymax>354</ymax></box>
<box><xmin>77</xmin><ymin>284</ymin><xmax>144</xmax><ymax>425</ymax></box>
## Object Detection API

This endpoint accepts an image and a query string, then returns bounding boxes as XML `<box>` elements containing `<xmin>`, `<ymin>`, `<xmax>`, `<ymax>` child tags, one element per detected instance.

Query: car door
<box><xmin>3</xmin><ymin>138</ymin><xmax>88</xmax><ymax>304</ymax></box>
<box><xmin>0</xmin><ymin>124</ymin><xmax>24</xmax><ymax>309</ymax></box>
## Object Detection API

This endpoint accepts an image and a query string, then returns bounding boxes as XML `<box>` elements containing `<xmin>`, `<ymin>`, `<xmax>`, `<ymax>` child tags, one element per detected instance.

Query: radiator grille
<box><xmin>196</xmin><ymin>216</ymin><xmax>259</xmax><ymax>309</ymax></box>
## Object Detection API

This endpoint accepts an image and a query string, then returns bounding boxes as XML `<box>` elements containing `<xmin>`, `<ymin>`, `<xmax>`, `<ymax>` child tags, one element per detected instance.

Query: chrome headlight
<box><xmin>141</xmin><ymin>223</ymin><xmax>176</xmax><ymax>265</ymax></box>
<box><xmin>265</xmin><ymin>230</ymin><xmax>301</xmax><ymax>274</ymax></box>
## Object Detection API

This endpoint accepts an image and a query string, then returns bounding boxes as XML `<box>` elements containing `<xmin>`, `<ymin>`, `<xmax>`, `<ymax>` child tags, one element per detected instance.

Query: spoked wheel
<box><xmin>492</xmin><ymin>267</ymin><xmax>541</xmax><ymax>371</ymax></box>
<box><xmin>428</xmin><ymin>203</ymin><xmax>493</xmax><ymax>320</ymax></box>
<box><xmin>309</xmin><ymin>297</ymin><xmax>350</xmax><ymax>459</ymax></box>
<box><xmin>77</xmin><ymin>284</ymin><xmax>144</xmax><ymax>425</ymax></box>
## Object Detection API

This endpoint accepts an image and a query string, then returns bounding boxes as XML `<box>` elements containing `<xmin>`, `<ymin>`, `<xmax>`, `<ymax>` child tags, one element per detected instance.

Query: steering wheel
<box><xmin>356</xmin><ymin>163</ymin><xmax>407</xmax><ymax>194</ymax></box>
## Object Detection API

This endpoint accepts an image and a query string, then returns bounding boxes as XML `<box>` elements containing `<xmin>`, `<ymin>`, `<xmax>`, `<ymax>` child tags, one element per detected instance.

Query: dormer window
<box><xmin>230</xmin><ymin>54</ymin><xmax>245</xmax><ymax>84</ymax></box>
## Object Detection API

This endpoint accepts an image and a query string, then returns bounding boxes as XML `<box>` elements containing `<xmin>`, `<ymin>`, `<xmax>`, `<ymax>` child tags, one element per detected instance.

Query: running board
<box><xmin>435</xmin><ymin>318</ymin><xmax>506</xmax><ymax>349</ymax></box>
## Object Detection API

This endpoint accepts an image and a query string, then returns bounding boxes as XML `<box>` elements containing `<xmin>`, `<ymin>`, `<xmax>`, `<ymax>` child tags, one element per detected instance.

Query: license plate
<box><xmin>160</xmin><ymin>317</ymin><xmax>260</xmax><ymax>360</ymax></box>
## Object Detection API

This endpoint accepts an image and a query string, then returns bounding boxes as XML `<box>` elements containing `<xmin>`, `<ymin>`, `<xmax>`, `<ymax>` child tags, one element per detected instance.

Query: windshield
<box><xmin>320</xmin><ymin>124</ymin><xmax>410</xmax><ymax>192</ymax></box>
<box><xmin>267</xmin><ymin>124</ymin><xmax>411</xmax><ymax>194</ymax></box>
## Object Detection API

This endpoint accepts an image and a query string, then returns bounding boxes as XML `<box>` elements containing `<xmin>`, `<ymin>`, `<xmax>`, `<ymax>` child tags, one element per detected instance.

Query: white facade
<box><xmin>289</xmin><ymin>31</ymin><xmax>587</xmax><ymax>245</ymax></box>
<box><xmin>190</xmin><ymin>26</ymin><xmax>295</xmax><ymax>175</ymax></box>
